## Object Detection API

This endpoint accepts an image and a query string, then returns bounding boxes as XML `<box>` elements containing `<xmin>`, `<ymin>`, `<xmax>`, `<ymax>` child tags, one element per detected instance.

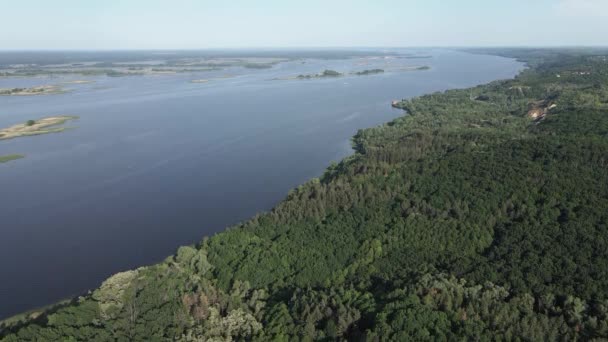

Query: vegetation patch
<box><xmin>0</xmin><ymin>85</ymin><xmax>66</xmax><ymax>96</ymax></box>
<box><xmin>0</xmin><ymin>154</ymin><xmax>24</xmax><ymax>163</ymax></box>
<box><xmin>353</xmin><ymin>69</ymin><xmax>384</xmax><ymax>76</ymax></box>
<box><xmin>296</xmin><ymin>69</ymin><xmax>343</xmax><ymax>79</ymax></box>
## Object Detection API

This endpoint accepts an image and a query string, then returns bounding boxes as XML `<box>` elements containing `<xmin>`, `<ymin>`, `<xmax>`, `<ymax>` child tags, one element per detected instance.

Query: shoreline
<box><xmin>0</xmin><ymin>51</ymin><xmax>524</xmax><ymax>324</ymax></box>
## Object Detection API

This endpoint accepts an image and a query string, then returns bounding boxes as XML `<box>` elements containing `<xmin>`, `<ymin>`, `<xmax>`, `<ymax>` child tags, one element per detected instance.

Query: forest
<box><xmin>2</xmin><ymin>48</ymin><xmax>608</xmax><ymax>341</ymax></box>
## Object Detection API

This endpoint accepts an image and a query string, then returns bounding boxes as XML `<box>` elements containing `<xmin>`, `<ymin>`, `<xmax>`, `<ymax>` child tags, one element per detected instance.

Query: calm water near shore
<box><xmin>0</xmin><ymin>49</ymin><xmax>523</xmax><ymax>318</ymax></box>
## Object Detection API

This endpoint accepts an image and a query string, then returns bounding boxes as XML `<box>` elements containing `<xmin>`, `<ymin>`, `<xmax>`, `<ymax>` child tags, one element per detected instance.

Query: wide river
<box><xmin>0</xmin><ymin>49</ymin><xmax>523</xmax><ymax>318</ymax></box>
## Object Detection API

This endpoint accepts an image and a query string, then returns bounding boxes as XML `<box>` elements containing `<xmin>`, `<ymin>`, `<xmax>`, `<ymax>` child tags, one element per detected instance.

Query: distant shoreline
<box><xmin>0</xmin><ymin>85</ymin><xmax>67</xmax><ymax>96</ymax></box>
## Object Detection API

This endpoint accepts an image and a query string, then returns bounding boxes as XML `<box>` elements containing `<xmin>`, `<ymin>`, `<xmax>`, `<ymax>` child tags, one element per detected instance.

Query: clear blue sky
<box><xmin>1</xmin><ymin>0</ymin><xmax>606</xmax><ymax>49</ymax></box>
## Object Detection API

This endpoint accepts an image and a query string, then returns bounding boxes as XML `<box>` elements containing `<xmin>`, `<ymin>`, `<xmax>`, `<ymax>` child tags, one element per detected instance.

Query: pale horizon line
<box><xmin>0</xmin><ymin>45</ymin><xmax>607</xmax><ymax>52</ymax></box>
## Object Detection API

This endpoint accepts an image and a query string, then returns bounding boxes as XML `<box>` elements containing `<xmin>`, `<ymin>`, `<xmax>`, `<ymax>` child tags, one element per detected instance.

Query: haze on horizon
<box><xmin>0</xmin><ymin>0</ymin><xmax>607</xmax><ymax>50</ymax></box>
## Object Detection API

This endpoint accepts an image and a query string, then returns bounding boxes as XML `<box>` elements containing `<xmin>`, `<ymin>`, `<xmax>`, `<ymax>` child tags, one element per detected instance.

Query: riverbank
<box><xmin>2</xmin><ymin>48</ymin><xmax>575</xmax><ymax>340</ymax></box>
<box><xmin>0</xmin><ymin>49</ymin><xmax>525</xmax><ymax>324</ymax></box>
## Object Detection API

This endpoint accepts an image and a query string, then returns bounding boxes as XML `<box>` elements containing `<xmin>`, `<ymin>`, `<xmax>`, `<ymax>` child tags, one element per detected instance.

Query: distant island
<box><xmin>0</xmin><ymin>115</ymin><xmax>78</xmax><ymax>140</ymax></box>
<box><xmin>274</xmin><ymin>66</ymin><xmax>428</xmax><ymax>81</ymax></box>
<box><xmin>272</xmin><ymin>69</ymin><xmax>343</xmax><ymax>81</ymax></box>
<box><xmin>0</xmin><ymin>56</ymin><xmax>287</xmax><ymax>78</ymax></box>
<box><xmin>400</xmin><ymin>65</ymin><xmax>430</xmax><ymax>71</ymax></box>
<box><xmin>0</xmin><ymin>154</ymin><xmax>24</xmax><ymax>164</ymax></box>
<box><xmin>0</xmin><ymin>85</ymin><xmax>66</xmax><ymax>96</ymax></box>
<box><xmin>243</xmin><ymin>63</ymin><xmax>274</xmax><ymax>69</ymax></box>
<box><xmin>296</xmin><ymin>69</ymin><xmax>343</xmax><ymax>79</ymax></box>
<box><xmin>353</xmin><ymin>69</ymin><xmax>384</xmax><ymax>75</ymax></box>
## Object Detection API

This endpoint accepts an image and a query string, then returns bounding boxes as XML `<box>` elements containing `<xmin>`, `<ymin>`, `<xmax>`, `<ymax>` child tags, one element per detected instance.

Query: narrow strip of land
<box><xmin>0</xmin><ymin>154</ymin><xmax>24</xmax><ymax>163</ymax></box>
<box><xmin>0</xmin><ymin>85</ymin><xmax>66</xmax><ymax>96</ymax></box>
<box><xmin>0</xmin><ymin>115</ymin><xmax>78</xmax><ymax>140</ymax></box>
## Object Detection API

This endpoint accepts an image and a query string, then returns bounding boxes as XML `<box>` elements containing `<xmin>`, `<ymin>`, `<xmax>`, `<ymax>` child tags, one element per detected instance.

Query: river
<box><xmin>0</xmin><ymin>49</ymin><xmax>523</xmax><ymax>318</ymax></box>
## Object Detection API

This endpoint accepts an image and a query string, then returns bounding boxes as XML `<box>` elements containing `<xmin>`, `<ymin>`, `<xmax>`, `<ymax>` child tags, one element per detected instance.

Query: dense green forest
<box><xmin>3</xmin><ymin>48</ymin><xmax>608</xmax><ymax>341</ymax></box>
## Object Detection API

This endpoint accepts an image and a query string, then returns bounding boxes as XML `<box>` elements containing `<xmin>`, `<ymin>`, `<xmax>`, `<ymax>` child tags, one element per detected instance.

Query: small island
<box><xmin>0</xmin><ymin>115</ymin><xmax>78</xmax><ymax>140</ymax></box>
<box><xmin>0</xmin><ymin>154</ymin><xmax>24</xmax><ymax>164</ymax></box>
<box><xmin>0</xmin><ymin>85</ymin><xmax>66</xmax><ymax>96</ymax></box>
<box><xmin>397</xmin><ymin>66</ymin><xmax>430</xmax><ymax>71</ymax></box>
<box><xmin>353</xmin><ymin>69</ymin><xmax>384</xmax><ymax>76</ymax></box>
<box><xmin>296</xmin><ymin>69</ymin><xmax>343</xmax><ymax>79</ymax></box>
<box><xmin>243</xmin><ymin>63</ymin><xmax>274</xmax><ymax>69</ymax></box>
